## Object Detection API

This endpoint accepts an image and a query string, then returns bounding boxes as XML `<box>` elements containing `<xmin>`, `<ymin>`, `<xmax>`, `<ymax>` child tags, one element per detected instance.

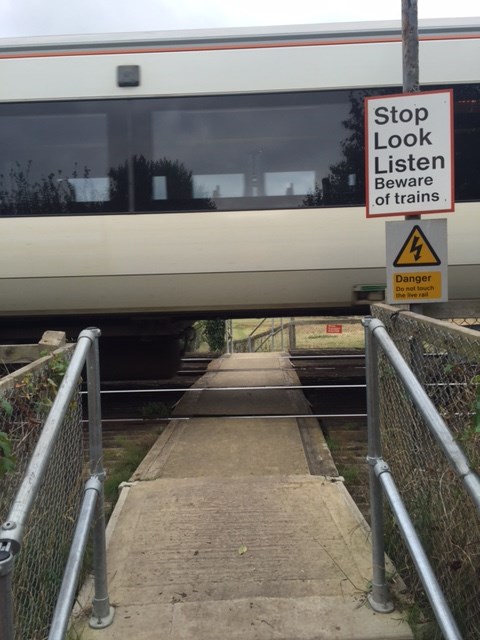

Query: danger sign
<box><xmin>365</xmin><ymin>90</ymin><xmax>454</xmax><ymax>217</ymax></box>
<box><xmin>386</xmin><ymin>219</ymin><xmax>448</xmax><ymax>304</ymax></box>
<box><xmin>393</xmin><ymin>225</ymin><xmax>441</xmax><ymax>267</ymax></box>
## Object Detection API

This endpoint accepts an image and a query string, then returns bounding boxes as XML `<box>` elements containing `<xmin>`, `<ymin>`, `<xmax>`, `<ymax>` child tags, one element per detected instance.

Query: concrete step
<box><xmin>76</xmin><ymin>475</ymin><xmax>412</xmax><ymax>640</ymax></box>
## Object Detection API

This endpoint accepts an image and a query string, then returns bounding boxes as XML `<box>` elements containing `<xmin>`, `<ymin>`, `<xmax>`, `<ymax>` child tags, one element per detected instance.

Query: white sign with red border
<box><xmin>365</xmin><ymin>90</ymin><xmax>454</xmax><ymax>218</ymax></box>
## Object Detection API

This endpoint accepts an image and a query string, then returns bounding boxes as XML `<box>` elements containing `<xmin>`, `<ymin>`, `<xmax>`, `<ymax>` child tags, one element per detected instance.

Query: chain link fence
<box><xmin>0</xmin><ymin>347</ymin><xmax>85</xmax><ymax>640</ymax></box>
<box><xmin>450</xmin><ymin>318</ymin><xmax>480</xmax><ymax>330</ymax></box>
<box><xmin>371</xmin><ymin>303</ymin><xmax>480</xmax><ymax>639</ymax></box>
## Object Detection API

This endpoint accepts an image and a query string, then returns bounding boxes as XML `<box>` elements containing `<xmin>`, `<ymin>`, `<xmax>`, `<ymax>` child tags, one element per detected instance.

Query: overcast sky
<box><xmin>1</xmin><ymin>0</ymin><xmax>479</xmax><ymax>39</ymax></box>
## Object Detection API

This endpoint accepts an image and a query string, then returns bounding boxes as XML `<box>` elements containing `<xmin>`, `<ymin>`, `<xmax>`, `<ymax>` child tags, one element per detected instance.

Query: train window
<box><xmin>451</xmin><ymin>84</ymin><xmax>480</xmax><ymax>201</ymax></box>
<box><xmin>132</xmin><ymin>90</ymin><xmax>365</xmax><ymax>212</ymax></box>
<box><xmin>0</xmin><ymin>102</ymin><xmax>129</xmax><ymax>216</ymax></box>
<box><xmin>264</xmin><ymin>172</ymin><xmax>316</xmax><ymax>197</ymax></box>
<box><xmin>67</xmin><ymin>177</ymin><xmax>110</xmax><ymax>202</ymax></box>
<box><xmin>0</xmin><ymin>84</ymin><xmax>479</xmax><ymax>217</ymax></box>
<box><xmin>193</xmin><ymin>174</ymin><xmax>245</xmax><ymax>199</ymax></box>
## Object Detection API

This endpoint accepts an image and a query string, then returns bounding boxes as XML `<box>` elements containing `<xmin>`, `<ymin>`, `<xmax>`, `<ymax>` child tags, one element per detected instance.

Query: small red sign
<box><xmin>326</xmin><ymin>324</ymin><xmax>343</xmax><ymax>334</ymax></box>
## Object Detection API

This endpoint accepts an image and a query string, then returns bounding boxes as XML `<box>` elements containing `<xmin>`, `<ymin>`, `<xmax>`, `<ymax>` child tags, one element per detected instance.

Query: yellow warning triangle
<box><xmin>394</xmin><ymin>225</ymin><xmax>441</xmax><ymax>267</ymax></box>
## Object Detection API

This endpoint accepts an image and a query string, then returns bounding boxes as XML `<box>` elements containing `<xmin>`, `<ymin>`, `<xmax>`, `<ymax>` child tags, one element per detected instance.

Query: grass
<box><xmin>194</xmin><ymin>316</ymin><xmax>365</xmax><ymax>352</ymax></box>
<box><xmin>337</xmin><ymin>464</ymin><xmax>360</xmax><ymax>484</ymax></box>
<box><xmin>103</xmin><ymin>432</ymin><xmax>159</xmax><ymax>516</ymax></box>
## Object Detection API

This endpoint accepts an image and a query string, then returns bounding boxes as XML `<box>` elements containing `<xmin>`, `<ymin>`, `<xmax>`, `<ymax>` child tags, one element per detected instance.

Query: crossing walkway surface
<box><xmin>77</xmin><ymin>353</ymin><xmax>412</xmax><ymax>640</ymax></box>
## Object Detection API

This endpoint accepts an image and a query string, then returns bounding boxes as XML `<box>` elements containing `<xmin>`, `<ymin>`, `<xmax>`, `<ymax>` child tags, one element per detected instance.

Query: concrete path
<box><xmin>77</xmin><ymin>353</ymin><xmax>412</xmax><ymax>640</ymax></box>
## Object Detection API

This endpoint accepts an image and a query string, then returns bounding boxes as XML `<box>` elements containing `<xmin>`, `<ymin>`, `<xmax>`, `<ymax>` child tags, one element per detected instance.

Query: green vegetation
<box><xmin>141</xmin><ymin>401</ymin><xmax>170</xmax><ymax>420</ymax></box>
<box><xmin>0</xmin><ymin>429</ymin><xmax>15</xmax><ymax>477</ymax></box>
<box><xmin>337</xmin><ymin>464</ymin><xmax>359</xmax><ymax>484</ymax></box>
<box><xmin>197</xmin><ymin>319</ymin><xmax>226</xmax><ymax>352</ymax></box>
<box><xmin>103</xmin><ymin>433</ymin><xmax>158</xmax><ymax>515</ymax></box>
<box><xmin>193</xmin><ymin>317</ymin><xmax>364</xmax><ymax>353</ymax></box>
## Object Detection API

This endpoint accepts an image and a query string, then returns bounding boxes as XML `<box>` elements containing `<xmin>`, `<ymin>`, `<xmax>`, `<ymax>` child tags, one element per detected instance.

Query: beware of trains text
<box><xmin>365</xmin><ymin>90</ymin><xmax>454</xmax><ymax>217</ymax></box>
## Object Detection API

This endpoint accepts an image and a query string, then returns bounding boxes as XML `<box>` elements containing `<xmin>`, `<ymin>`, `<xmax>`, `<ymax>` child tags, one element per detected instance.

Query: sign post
<box><xmin>364</xmin><ymin>2</ymin><xmax>454</xmax><ymax>308</ymax></box>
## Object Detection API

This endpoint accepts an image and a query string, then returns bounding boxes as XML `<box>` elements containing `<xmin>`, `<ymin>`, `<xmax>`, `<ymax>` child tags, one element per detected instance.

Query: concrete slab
<box><xmin>200</xmin><ymin>369</ymin><xmax>290</xmax><ymax>387</ymax></box>
<box><xmin>133</xmin><ymin>417</ymin><xmax>310</xmax><ymax>479</ymax></box>
<box><xmin>172</xmin><ymin>352</ymin><xmax>308</xmax><ymax>418</ymax></box>
<box><xmin>171</xmin><ymin>596</ymin><xmax>412</xmax><ymax>640</ymax></box>
<box><xmin>174</xmin><ymin>388</ymin><xmax>300</xmax><ymax>416</ymax></box>
<box><xmin>81</xmin><ymin>596</ymin><xmax>412</xmax><ymax>640</ymax></box>
<box><xmin>209</xmin><ymin>353</ymin><xmax>292</xmax><ymax>371</ymax></box>
<box><xmin>78</xmin><ymin>476</ymin><xmax>411</xmax><ymax>639</ymax></box>
<box><xmin>74</xmin><ymin>354</ymin><xmax>412</xmax><ymax>640</ymax></box>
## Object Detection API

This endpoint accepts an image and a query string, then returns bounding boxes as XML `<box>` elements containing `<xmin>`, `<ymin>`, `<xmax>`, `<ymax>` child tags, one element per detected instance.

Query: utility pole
<box><xmin>402</xmin><ymin>0</ymin><xmax>419</xmax><ymax>94</ymax></box>
<box><xmin>402</xmin><ymin>0</ymin><xmax>422</xmax><ymax>314</ymax></box>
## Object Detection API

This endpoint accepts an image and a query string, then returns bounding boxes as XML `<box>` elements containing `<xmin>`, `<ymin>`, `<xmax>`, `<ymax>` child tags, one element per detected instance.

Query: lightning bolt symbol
<box><xmin>410</xmin><ymin>234</ymin><xmax>423</xmax><ymax>262</ymax></box>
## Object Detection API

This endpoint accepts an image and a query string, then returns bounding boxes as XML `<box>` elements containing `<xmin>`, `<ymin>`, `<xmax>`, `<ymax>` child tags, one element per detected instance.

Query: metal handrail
<box><xmin>363</xmin><ymin>316</ymin><xmax>480</xmax><ymax>640</ymax></box>
<box><xmin>0</xmin><ymin>328</ymin><xmax>114</xmax><ymax>639</ymax></box>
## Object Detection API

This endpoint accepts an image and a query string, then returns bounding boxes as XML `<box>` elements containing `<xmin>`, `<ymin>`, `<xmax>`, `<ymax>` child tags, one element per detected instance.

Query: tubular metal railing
<box><xmin>0</xmin><ymin>328</ymin><xmax>114</xmax><ymax>639</ymax></box>
<box><xmin>363</xmin><ymin>317</ymin><xmax>480</xmax><ymax>640</ymax></box>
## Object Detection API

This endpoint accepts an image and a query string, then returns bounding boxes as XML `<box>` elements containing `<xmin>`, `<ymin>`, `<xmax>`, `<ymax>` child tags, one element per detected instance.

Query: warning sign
<box><xmin>386</xmin><ymin>219</ymin><xmax>448</xmax><ymax>304</ymax></box>
<box><xmin>392</xmin><ymin>271</ymin><xmax>442</xmax><ymax>301</ymax></box>
<box><xmin>365</xmin><ymin>90</ymin><xmax>454</xmax><ymax>217</ymax></box>
<box><xmin>393</xmin><ymin>225</ymin><xmax>441</xmax><ymax>267</ymax></box>
<box><xmin>326</xmin><ymin>324</ymin><xmax>342</xmax><ymax>334</ymax></box>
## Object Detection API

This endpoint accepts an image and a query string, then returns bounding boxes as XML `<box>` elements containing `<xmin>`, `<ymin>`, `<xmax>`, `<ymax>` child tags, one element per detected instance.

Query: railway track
<box><xmin>88</xmin><ymin>350</ymin><xmax>365</xmax><ymax>454</ymax></box>
<box><xmin>86</xmin><ymin>349</ymin><xmax>370</xmax><ymax>518</ymax></box>
<box><xmin>87</xmin><ymin>350</ymin><xmax>366</xmax><ymax>424</ymax></box>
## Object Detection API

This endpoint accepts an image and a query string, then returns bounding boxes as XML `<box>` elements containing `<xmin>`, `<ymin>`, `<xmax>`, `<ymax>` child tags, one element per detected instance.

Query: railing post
<box><xmin>0</xmin><ymin>545</ymin><xmax>15</xmax><ymax>640</ymax></box>
<box><xmin>225</xmin><ymin>320</ymin><xmax>233</xmax><ymax>354</ymax></box>
<box><xmin>84</xmin><ymin>329</ymin><xmax>115</xmax><ymax>629</ymax></box>
<box><xmin>363</xmin><ymin>317</ymin><xmax>394</xmax><ymax>613</ymax></box>
<box><xmin>288</xmin><ymin>318</ymin><xmax>296</xmax><ymax>350</ymax></box>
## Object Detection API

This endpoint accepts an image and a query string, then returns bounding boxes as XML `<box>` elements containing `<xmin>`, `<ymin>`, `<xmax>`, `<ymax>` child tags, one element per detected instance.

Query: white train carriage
<box><xmin>0</xmin><ymin>19</ymin><xmax>479</xmax><ymax>371</ymax></box>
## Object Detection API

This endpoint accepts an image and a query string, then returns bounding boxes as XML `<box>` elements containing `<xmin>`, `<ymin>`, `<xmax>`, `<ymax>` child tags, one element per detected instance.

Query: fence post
<box><xmin>363</xmin><ymin>317</ymin><xmax>394</xmax><ymax>613</ymax></box>
<box><xmin>84</xmin><ymin>329</ymin><xmax>114</xmax><ymax>629</ymax></box>
<box><xmin>0</xmin><ymin>546</ymin><xmax>14</xmax><ymax>640</ymax></box>
<box><xmin>288</xmin><ymin>318</ymin><xmax>296</xmax><ymax>350</ymax></box>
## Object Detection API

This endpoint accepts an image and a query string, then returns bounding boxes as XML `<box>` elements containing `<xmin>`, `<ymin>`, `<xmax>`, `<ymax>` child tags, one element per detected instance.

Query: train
<box><xmin>0</xmin><ymin>19</ymin><xmax>479</xmax><ymax>375</ymax></box>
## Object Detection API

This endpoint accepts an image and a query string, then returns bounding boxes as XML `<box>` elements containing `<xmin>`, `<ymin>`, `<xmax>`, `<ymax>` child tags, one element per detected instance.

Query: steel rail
<box><xmin>83</xmin><ymin>413</ymin><xmax>367</xmax><ymax>424</ymax></box>
<box><xmin>82</xmin><ymin>384</ymin><xmax>366</xmax><ymax>395</ymax></box>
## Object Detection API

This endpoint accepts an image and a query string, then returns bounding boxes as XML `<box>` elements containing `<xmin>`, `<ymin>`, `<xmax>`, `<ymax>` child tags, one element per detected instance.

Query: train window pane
<box><xmin>133</xmin><ymin>90</ymin><xmax>366</xmax><ymax>211</ymax></box>
<box><xmin>0</xmin><ymin>103</ymin><xmax>129</xmax><ymax>216</ymax></box>
<box><xmin>152</xmin><ymin>176</ymin><xmax>168</xmax><ymax>200</ymax></box>
<box><xmin>68</xmin><ymin>177</ymin><xmax>110</xmax><ymax>202</ymax></box>
<box><xmin>193</xmin><ymin>174</ymin><xmax>244</xmax><ymax>199</ymax></box>
<box><xmin>452</xmin><ymin>85</ymin><xmax>480</xmax><ymax>201</ymax></box>
<box><xmin>264</xmin><ymin>171</ymin><xmax>315</xmax><ymax>197</ymax></box>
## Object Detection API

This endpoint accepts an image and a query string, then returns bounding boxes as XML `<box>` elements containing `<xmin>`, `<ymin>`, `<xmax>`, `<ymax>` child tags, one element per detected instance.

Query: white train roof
<box><xmin>1</xmin><ymin>18</ymin><xmax>480</xmax><ymax>54</ymax></box>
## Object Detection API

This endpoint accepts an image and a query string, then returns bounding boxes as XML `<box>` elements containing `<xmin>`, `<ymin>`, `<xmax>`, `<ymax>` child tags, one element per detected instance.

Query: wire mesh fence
<box><xmin>0</xmin><ymin>347</ymin><xmax>85</xmax><ymax>640</ymax></box>
<box><xmin>371</xmin><ymin>303</ymin><xmax>480</xmax><ymax>640</ymax></box>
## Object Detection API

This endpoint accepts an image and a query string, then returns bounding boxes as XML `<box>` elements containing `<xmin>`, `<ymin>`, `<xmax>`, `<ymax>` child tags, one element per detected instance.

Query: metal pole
<box><xmin>289</xmin><ymin>318</ymin><xmax>296</xmax><ymax>350</ymax></box>
<box><xmin>377</xmin><ymin>465</ymin><xmax>463</xmax><ymax>640</ymax></box>
<box><xmin>226</xmin><ymin>319</ymin><xmax>233</xmax><ymax>354</ymax></box>
<box><xmin>1</xmin><ymin>331</ymin><xmax>94</xmax><ymax>553</ymax></box>
<box><xmin>369</xmin><ymin>318</ymin><xmax>480</xmax><ymax>514</ymax></box>
<box><xmin>402</xmin><ymin>0</ymin><xmax>423</xmax><ymax>314</ymax></box>
<box><xmin>0</xmin><ymin>546</ymin><xmax>15</xmax><ymax>640</ymax></box>
<box><xmin>363</xmin><ymin>318</ymin><xmax>394</xmax><ymax>613</ymax></box>
<box><xmin>87</xmin><ymin>328</ymin><xmax>103</xmax><ymax>477</ymax></box>
<box><xmin>402</xmin><ymin>0</ymin><xmax>419</xmax><ymax>94</ymax></box>
<box><xmin>86</xmin><ymin>330</ymin><xmax>115</xmax><ymax>629</ymax></box>
<box><xmin>48</xmin><ymin>479</ymin><xmax>100</xmax><ymax>640</ymax></box>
